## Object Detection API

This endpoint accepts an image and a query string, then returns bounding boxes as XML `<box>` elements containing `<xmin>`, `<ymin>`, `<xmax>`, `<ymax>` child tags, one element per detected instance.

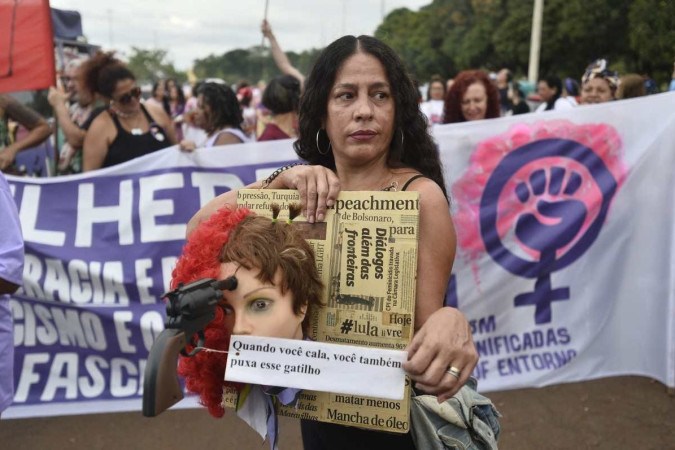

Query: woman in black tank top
<box><xmin>103</xmin><ymin>103</ymin><xmax>170</xmax><ymax>168</ymax></box>
<box><xmin>81</xmin><ymin>52</ymin><xmax>176</xmax><ymax>171</ymax></box>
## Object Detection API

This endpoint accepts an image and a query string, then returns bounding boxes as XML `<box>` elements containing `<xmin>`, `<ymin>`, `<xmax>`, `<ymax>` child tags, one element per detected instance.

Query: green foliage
<box><xmin>628</xmin><ymin>0</ymin><xmax>675</xmax><ymax>83</ymax></box>
<box><xmin>126</xmin><ymin>48</ymin><xmax>186</xmax><ymax>84</ymax></box>
<box><xmin>375</xmin><ymin>0</ymin><xmax>674</xmax><ymax>86</ymax></box>
<box><xmin>540</xmin><ymin>0</ymin><xmax>630</xmax><ymax>78</ymax></box>
<box><xmin>192</xmin><ymin>47</ymin><xmax>322</xmax><ymax>85</ymax></box>
<box><xmin>136</xmin><ymin>1</ymin><xmax>674</xmax><ymax>89</ymax></box>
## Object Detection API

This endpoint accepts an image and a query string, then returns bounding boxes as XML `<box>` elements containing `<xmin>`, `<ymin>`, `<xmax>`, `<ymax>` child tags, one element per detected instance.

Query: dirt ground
<box><xmin>1</xmin><ymin>376</ymin><xmax>673</xmax><ymax>450</ymax></box>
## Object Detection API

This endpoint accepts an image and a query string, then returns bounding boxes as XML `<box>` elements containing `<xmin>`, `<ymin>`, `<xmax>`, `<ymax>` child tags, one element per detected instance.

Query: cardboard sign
<box><xmin>224</xmin><ymin>335</ymin><xmax>406</xmax><ymax>400</ymax></box>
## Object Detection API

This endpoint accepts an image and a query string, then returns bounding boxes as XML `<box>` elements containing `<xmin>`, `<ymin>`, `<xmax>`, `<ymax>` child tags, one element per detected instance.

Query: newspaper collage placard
<box><xmin>223</xmin><ymin>189</ymin><xmax>420</xmax><ymax>433</ymax></box>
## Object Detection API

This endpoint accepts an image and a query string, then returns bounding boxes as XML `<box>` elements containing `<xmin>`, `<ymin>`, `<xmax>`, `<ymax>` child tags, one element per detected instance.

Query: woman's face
<box><xmin>154</xmin><ymin>83</ymin><xmax>165</xmax><ymax>100</ymax></box>
<box><xmin>196</xmin><ymin>94</ymin><xmax>210</xmax><ymax>130</ymax></box>
<box><xmin>74</xmin><ymin>66</ymin><xmax>93</xmax><ymax>106</ymax></box>
<box><xmin>581</xmin><ymin>78</ymin><xmax>613</xmax><ymax>104</ymax></box>
<box><xmin>537</xmin><ymin>81</ymin><xmax>557</xmax><ymax>102</ymax></box>
<box><xmin>461</xmin><ymin>82</ymin><xmax>488</xmax><ymax>121</ymax></box>
<box><xmin>219</xmin><ymin>263</ymin><xmax>305</xmax><ymax>339</ymax></box>
<box><xmin>169</xmin><ymin>84</ymin><xmax>179</xmax><ymax>100</ymax></box>
<box><xmin>111</xmin><ymin>78</ymin><xmax>141</xmax><ymax>114</ymax></box>
<box><xmin>324</xmin><ymin>52</ymin><xmax>395</xmax><ymax>167</ymax></box>
<box><xmin>429</xmin><ymin>81</ymin><xmax>445</xmax><ymax>101</ymax></box>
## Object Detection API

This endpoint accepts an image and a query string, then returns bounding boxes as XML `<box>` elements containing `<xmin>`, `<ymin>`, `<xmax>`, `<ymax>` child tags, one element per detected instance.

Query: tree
<box><xmin>126</xmin><ymin>48</ymin><xmax>186</xmax><ymax>84</ymax></box>
<box><xmin>628</xmin><ymin>0</ymin><xmax>675</xmax><ymax>85</ymax></box>
<box><xmin>191</xmin><ymin>0</ymin><xmax>674</xmax><ymax>89</ymax></box>
<box><xmin>537</xmin><ymin>0</ymin><xmax>630</xmax><ymax>78</ymax></box>
<box><xmin>376</xmin><ymin>0</ymin><xmax>506</xmax><ymax>81</ymax></box>
<box><xmin>492</xmin><ymin>1</ymin><xmax>532</xmax><ymax>75</ymax></box>
<box><xmin>192</xmin><ymin>47</ymin><xmax>321</xmax><ymax>85</ymax></box>
<box><xmin>373</xmin><ymin>0</ymin><xmax>675</xmax><ymax>85</ymax></box>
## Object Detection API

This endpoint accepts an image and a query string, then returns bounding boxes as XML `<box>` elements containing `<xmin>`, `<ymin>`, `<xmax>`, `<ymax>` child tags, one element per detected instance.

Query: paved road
<box><xmin>1</xmin><ymin>376</ymin><xmax>673</xmax><ymax>449</ymax></box>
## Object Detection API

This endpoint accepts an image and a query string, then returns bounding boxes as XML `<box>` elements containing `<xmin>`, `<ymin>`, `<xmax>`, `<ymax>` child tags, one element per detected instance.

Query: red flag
<box><xmin>0</xmin><ymin>0</ymin><xmax>55</xmax><ymax>93</ymax></box>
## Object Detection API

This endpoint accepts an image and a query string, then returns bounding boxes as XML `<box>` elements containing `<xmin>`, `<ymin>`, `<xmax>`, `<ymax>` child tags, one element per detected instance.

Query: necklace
<box><xmin>110</xmin><ymin>107</ymin><xmax>140</xmax><ymax>119</ymax></box>
<box><xmin>110</xmin><ymin>106</ymin><xmax>144</xmax><ymax>135</ymax></box>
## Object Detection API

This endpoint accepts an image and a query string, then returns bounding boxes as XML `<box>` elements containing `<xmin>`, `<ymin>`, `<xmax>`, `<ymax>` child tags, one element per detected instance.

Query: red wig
<box><xmin>443</xmin><ymin>70</ymin><xmax>500</xmax><ymax>123</ymax></box>
<box><xmin>173</xmin><ymin>207</ymin><xmax>252</xmax><ymax>417</ymax></box>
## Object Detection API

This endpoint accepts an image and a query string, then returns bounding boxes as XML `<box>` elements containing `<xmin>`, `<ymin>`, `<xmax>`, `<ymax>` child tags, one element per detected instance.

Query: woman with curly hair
<box><xmin>180</xmin><ymin>82</ymin><xmax>250</xmax><ymax>151</ymax></box>
<box><xmin>442</xmin><ymin>69</ymin><xmax>500</xmax><ymax>123</ymax></box>
<box><xmin>81</xmin><ymin>52</ymin><xmax>176</xmax><ymax>171</ymax></box>
<box><xmin>189</xmin><ymin>34</ymin><xmax>479</xmax><ymax>450</ymax></box>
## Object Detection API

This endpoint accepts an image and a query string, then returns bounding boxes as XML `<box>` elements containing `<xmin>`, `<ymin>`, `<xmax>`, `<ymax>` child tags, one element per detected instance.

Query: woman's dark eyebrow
<box><xmin>333</xmin><ymin>81</ymin><xmax>390</xmax><ymax>91</ymax></box>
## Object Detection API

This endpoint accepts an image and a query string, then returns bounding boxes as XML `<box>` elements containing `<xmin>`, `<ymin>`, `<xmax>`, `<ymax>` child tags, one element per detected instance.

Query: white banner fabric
<box><xmin>4</xmin><ymin>91</ymin><xmax>674</xmax><ymax>418</ymax></box>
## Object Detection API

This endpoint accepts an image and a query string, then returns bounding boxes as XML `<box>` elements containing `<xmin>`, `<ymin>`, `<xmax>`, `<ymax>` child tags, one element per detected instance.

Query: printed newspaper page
<box><xmin>224</xmin><ymin>189</ymin><xmax>419</xmax><ymax>433</ymax></box>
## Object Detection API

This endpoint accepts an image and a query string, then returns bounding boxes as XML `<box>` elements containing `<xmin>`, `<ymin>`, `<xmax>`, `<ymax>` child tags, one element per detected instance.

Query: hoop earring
<box><xmin>400</xmin><ymin>129</ymin><xmax>405</xmax><ymax>147</ymax></box>
<box><xmin>316</xmin><ymin>129</ymin><xmax>331</xmax><ymax>155</ymax></box>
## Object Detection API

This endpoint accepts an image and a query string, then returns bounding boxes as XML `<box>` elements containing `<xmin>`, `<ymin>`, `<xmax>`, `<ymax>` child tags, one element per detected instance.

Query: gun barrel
<box><xmin>143</xmin><ymin>276</ymin><xmax>237</xmax><ymax>417</ymax></box>
<box><xmin>142</xmin><ymin>329</ymin><xmax>187</xmax><ymax>417</ymax></box>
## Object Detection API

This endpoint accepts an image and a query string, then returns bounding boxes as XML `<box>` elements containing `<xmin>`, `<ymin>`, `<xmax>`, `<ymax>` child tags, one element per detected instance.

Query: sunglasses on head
<box><xmin>115</xmin><ymin>86</ymin><xmax>141</xmax><ymax>105</ymax></box>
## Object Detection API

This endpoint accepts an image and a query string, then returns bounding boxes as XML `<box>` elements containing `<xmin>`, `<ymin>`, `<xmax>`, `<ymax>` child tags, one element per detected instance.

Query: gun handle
<box><xmin>142</xmin><ymin>329</ymin><xmax>187</xmax><ymax>417</ymax></box>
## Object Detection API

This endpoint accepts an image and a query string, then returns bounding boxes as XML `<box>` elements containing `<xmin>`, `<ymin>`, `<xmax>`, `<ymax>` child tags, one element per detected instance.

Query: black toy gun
<box><xmin>142</xmin><ymin>276</ymin><xmax>237</xmax><ymax>417</ymax></box>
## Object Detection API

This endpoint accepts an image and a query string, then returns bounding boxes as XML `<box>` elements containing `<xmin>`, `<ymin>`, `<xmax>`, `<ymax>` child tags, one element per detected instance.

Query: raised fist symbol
<box><xmin>514</xmin><ymin>167</ymin><xmax>587</xmax><ymax>253</ymax></box>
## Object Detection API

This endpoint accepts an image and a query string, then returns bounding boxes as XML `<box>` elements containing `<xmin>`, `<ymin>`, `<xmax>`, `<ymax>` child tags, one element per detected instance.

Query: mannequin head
<box><xmin>172</xmin><ymin>207</ymin><xmax>323</xmax><ymax>416</ymax></box>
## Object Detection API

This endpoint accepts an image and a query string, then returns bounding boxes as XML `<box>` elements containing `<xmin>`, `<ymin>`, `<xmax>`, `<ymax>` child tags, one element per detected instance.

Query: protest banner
<box><xmin>4</xmin><ymin>92</ymin><xmax>675</xmax><ymax>419</ymax></box>
<box><xmin>230</xmin><ymin>189</ymin><xmax>419</xmax><ymax>432</ymax></box>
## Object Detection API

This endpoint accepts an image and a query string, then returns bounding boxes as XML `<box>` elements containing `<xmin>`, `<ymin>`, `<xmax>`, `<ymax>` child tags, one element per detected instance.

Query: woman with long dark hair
<box><xmin>535</xmin><ymin>75</ymin><xmax>575</xmax><ymax>112</ymax></box>
<box><xmin>188</xmin><ymin>34</ymin><xmax>478</xmax><ymax>449</ymax></box>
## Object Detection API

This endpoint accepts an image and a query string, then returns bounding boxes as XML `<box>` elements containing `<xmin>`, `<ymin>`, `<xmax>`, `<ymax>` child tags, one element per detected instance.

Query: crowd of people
<box><xmin>1</xmin><ymin>17</ymin><xmax>675</xmax><ymax>448</ymax></box>
<box><xmin>418</xmin><ymin>58</ymin><xmax>670</xmax><ymax>127</ymax></box>
<box><xmin>1</xmin><ymin>19</ymin><xmax>674</xmax><ymax>176</ymax></box>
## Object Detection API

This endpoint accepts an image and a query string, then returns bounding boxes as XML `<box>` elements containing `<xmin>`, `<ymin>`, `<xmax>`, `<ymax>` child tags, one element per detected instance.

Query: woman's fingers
<box><xmin>293</xmin><ymin>167</ymin><xmax>319</xmax><ymax>222</ymax></box>
<box><xmin>179</xmin><ymin>140</ymin><xmax>196</xmax><ymax>152</ymax></box>
<box><xmin>305</xmin><ymin>177</ymin><xmax>320</xmax><ymax>223</ymax></box>
<box><xmin>403</xmin><ymin>307</ymin><xmax>479</xmax><ymax>401</ymax></box>
<box><xmin>315</xmin><ymin>170</ymin><xmax>340</xmax><ymax>222</ymax></box>
<box><xmin>314</xmin><ymin>172</ymin><xmax>330</xmax><ymax>222</ymax></box>
<box><xmin>281</xmin><ymin>166</ymin><xmax>340</xmax><ymax>223</ymax></box>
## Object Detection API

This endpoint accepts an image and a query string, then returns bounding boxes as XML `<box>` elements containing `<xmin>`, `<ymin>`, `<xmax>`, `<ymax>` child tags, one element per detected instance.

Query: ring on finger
<box><xmin>446</xmin><ymin>366</ymin><xmax>461</xmax><ymax>379</ymax></box>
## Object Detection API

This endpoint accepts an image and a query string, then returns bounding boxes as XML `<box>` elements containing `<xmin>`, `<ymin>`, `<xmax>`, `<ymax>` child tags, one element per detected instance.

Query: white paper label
<box><xmin>224</xmin><ymin>335</ymin><xmax>406</xmax><ymax>400</ymax></box>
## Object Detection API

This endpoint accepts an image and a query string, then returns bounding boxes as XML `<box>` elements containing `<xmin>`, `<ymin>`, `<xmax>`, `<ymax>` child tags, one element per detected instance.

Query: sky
<box><xmin>50</xmin><ymin>0</ymin><xmax>431</xmax><ymax>70</ymax></box>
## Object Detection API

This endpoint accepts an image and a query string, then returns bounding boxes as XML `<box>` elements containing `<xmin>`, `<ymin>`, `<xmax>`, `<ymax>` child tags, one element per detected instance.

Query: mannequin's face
<box><xmin>219</xmin><ymin>262</ymin><xmax>305</xmax><ymax>339</ymax></box>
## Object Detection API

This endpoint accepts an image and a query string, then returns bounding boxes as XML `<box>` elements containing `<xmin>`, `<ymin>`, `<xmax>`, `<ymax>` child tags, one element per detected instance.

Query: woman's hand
<box><xmin>47</xmin><ymin>86</ymin><xmax>68</xmax><ymax>107</ymax></box>
<box><xmin>403</xmin><ymin>307</ymin><xmax>478</xmax><ymax>402</ymax></box>
<box><xmin>261</xmin><ymin>19</ymin><xmax>274</xmax><ymax>39</ymax></box>
<box><xmin>274</xmin><ymin>165</ymin><xmax>340</xmax><ymax>223</ymax></box>
<box><xmin>0</xmin><ymin>147</ymin><xmax>17</xmax><ymax>171</ymax></box>
<box><xmin>179</xmin><ymin>140</ymin><xmax>197</xmax><ymax>152</ymax></box>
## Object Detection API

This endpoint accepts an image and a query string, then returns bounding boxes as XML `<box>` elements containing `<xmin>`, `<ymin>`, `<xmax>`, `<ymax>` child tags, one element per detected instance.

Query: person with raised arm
<box><xmin>261</xmin><ymin>19</ymin><xmax>305</xmax><ymax>88</ymax></box>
